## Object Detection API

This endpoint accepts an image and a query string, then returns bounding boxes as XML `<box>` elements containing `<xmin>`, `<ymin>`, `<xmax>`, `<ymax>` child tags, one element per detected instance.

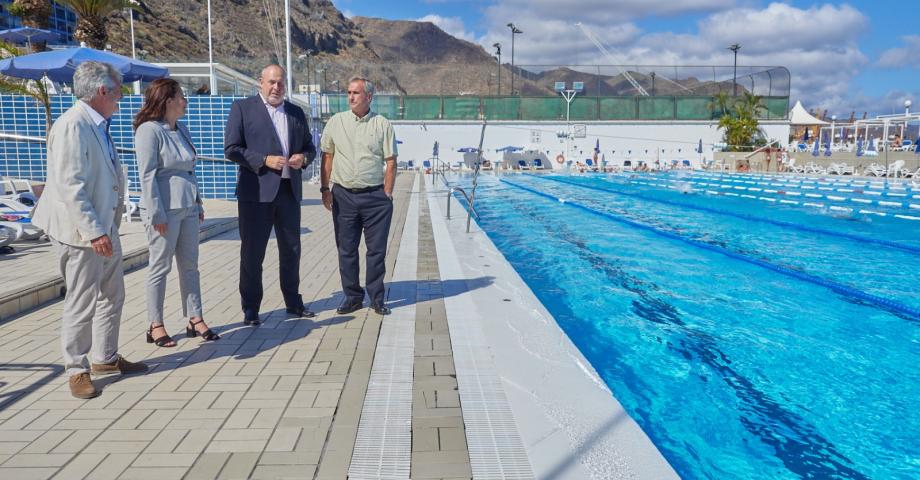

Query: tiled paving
<box><xmin>0</xmin><ymin>199</ymin><xmax>240</xmax><ymax>322</ymax></box>
<box><xmin>0</xmin><ymin>173</ymin><xmax>477</xmax><ymax>479</ymax></box>
<box><xmin>411</xmin><ymin>181</ymin><xmax>472</xmax><ymax>480</ymax></box>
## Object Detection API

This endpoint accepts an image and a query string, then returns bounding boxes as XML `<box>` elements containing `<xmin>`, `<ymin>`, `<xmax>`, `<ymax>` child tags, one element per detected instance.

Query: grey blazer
<box><xmin>135</xmin><ymin>120</ymin><xmax>203</xmax><ymax>224</ymax></box>
<box><xmin>32</xmin><ymin>102</ymin><xmax>124</xmax><ymax>247</ymax></box>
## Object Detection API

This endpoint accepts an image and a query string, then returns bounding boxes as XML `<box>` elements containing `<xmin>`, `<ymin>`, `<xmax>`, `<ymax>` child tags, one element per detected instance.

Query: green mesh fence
<box><xmin>676</xmin><ymin>97</ymin><xmax>713</xmax><ymax>120</ymax></box>
<box><xmin>762</xmin><ymin>97</ymin><xmax>789</xmax><ymax>119</ymax></box>
<box><xmin>482</xmin><ymin>97</ymin><xmax>520</xmax><ymax>120</ymax></box>
<box><xmin>321</xmin><ymin>95</ymin><xmax>788</xmax><ymax>121</ymax></box>
<box><xmin>402</xmin><ymin>97</ymin><xmax>441</xmax><ymax>120</ymax></box>
<box><xmin>520</xmin><ymin>97</ymin><xmax>565</xmax><ymax>120</ymax></box>
<box><xmin>443</xmin><ymin>97</ymin><xmax>481</xmax><ymax>120</ymax></box>
<box><xmin>326</xmin><ymin>95</ymin><xmax>348</xmax><ymax>115</ymax></box>
<box><xmin>569</xmin><ymin>97</ymin><xmax>598</xmax><ymax>120</ymax></box>
<box><xmin>372</xmin><ymin>95</ymin><xmax>403</xmax><ymax>119</ymax></box>
<box><xmin>638</xmin><ymin>97</ymin><xmax>675</xmax><ymax>120</ymax></box>
<box><xmin>599</xmin><ymin>97</ymin><xmax>636</xmax><ymax>120</ymax></box>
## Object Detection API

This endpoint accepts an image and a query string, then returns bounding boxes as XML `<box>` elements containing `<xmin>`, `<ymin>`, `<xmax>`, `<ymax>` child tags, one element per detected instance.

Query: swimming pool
<box><xmin>449</xmin><ymin>171</ymin><xmax>920</xmax><ymax>479</ymax></box>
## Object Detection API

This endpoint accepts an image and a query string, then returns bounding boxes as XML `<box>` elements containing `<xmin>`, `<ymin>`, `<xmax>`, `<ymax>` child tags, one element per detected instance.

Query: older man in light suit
<box><xmin>32</xmin><ymin>61</ymin><xmax>148</xmax><ymax>399</ymax></box>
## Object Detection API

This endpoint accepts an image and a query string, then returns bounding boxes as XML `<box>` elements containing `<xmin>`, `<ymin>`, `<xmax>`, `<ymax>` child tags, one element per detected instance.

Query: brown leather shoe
<box><xmin>69</xmin><ymin>373</ymin><xmax>99</xmax><ymax>399</ymax></box>
<box><xmin>91</xmin><ymin>355</ymin><xmax>149</xmax><ymax>376</ymax></box>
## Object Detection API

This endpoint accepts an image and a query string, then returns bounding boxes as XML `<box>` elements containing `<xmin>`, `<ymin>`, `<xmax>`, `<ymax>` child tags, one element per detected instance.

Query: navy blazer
<box><xmin>224</xmin><ymin>95</ymin><xmax>316</xmax><ymax>202</ymax></box>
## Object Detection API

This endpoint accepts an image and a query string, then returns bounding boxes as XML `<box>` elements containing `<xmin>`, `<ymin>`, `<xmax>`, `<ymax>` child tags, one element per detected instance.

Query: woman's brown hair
<box><xmin>133</xmin><ymin>78</ymin><xmax>183</xmax><ymax>130</ymax></box>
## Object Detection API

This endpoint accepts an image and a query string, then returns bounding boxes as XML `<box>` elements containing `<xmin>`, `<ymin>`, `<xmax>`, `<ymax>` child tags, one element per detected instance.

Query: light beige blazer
<box><xmin>32</xmin><ymin>103</ymin><xmax>124</xmax><ymax>247</ymax></box>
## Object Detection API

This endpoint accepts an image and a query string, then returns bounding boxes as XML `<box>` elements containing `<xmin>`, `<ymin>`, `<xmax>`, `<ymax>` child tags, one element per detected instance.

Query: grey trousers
<box><xmin>54</xmin><ymin>228</ymin><xmax>125</xmax><ymax>377</ymax></box>
<box><xmin>145</xmin><ymin>206</ymin><xmax>202</xmax><ymax>325</ymax></box>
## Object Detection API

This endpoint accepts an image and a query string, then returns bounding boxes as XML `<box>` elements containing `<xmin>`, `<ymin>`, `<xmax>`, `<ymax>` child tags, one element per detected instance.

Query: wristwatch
<box><xmin>320</xmin><ymin>186</ymin><xmax>330</xmax><ymax>193</ymax></box>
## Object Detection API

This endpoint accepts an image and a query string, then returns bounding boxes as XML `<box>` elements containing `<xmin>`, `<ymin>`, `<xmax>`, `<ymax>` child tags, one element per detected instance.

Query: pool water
<box><xmin>452</xmin><ymin>172</ymin><xmax>920</xmax><ymax>480</ymax></box>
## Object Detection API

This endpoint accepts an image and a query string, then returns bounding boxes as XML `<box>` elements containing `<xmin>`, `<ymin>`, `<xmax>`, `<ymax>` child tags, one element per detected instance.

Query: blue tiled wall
<box><xmin>0</xmin><ymin>94</ymin><xmax>244</xmax><ymax>199</ymax></box>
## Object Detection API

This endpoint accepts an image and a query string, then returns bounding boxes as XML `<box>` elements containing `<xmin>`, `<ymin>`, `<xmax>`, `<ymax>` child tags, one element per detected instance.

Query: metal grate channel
<box><xmin>427</xmin><ymin>191</ymin><xmax>536</xmax><ymax>480</ymax></box>
<box><xmin>348</xmin><ymin>174</ymin><xmax>420</xmax><ymax>480</ymax></box>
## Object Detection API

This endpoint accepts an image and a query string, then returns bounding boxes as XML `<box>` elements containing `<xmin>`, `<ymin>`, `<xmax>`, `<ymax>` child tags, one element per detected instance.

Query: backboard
<box><xmin>573</xmin><ymin>124</ymin><xmax>586</xmax><ymax>138</ymax></box>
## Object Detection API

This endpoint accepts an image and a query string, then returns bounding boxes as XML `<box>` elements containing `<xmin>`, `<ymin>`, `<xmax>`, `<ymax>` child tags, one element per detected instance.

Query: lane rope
<box><xmin>500</xmin><ymin>178</ymin><xmax>920</xmax><ymax>320</ymax></box>
<box><xmin>530</xmin><ymin>175</ymin><xmax>920</xmax><ymax>255</ymax></box>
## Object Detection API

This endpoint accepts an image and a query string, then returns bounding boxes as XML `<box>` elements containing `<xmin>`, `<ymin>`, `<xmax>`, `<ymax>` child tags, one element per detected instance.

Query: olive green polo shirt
<box><xmin>320</xmin><ymin>109</ymin><xmax>398</xmax><ymax>189</ymax></box>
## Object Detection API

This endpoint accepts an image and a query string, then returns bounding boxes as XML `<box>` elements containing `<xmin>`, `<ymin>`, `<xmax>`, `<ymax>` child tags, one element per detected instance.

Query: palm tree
<box><xmin>8</xmin><ymin>0</ymin><xmax>52</xmax><ymax>51</ymax></box>
<box><xmin>0</xmin><ymin>40</ymin><xmax>53</xmax><ymax>134</ymax></box>
<box><xmin>55</xmin><ymin>0</ymin><xmax>138</xmax><ymax>50</ymax></box>
<box><xmin>714</xmin><ymin>91</ymin><xmax>766</xmax><ymax>151</ymax></box>
<box><xmin>709</xmin><ymin>91</ymin><xmax>732</xmax><ymax>119</ymax></box>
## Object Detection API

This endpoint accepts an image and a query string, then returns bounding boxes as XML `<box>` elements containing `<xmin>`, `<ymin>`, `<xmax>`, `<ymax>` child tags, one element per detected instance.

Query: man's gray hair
<box><xmin>348</xmin><ymin>76</ymin><xmax>375</xmax><ymax>96</ymax></box>
<box><xmin>73</xmin><ymin>61</ymin><xmax>121</xmax><ymax>101</ymax></box>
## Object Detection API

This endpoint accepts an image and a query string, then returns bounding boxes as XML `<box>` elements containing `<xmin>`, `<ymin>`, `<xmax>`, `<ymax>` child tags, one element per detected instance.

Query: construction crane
<box><xmin>576</xmin><ymin>22</ymin><xmax>694</xmax><ymax>96</ymax></box>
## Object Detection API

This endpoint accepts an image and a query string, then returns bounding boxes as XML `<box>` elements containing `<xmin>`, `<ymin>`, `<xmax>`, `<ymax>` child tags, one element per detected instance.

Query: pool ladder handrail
<box><xmin>445</xmin><ymin>123</ymin><xmax>486</xmax><ymax>233</ymax></box>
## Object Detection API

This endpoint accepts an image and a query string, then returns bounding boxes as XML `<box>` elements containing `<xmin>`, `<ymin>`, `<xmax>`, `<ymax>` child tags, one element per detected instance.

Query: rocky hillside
<box><xmin>102</xmin><ymin>0</ymin><xmax>727</xmax><ymax>97</ymax></box>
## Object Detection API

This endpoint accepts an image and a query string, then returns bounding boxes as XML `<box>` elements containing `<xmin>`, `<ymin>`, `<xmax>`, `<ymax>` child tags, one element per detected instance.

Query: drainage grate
<box><xmin>349</xmin><ymin>174</ymin><xmax>420</xmax><ymax>480</ymax></box>
<box><xmin>428</xmin><ymin>191</ymin><xmax>536</xmax><ymax>480</ymax></box>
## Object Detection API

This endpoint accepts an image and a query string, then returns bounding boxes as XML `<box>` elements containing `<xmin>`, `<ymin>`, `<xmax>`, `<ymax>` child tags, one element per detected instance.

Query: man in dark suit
<box><xmin>224</xmin><ymin>64</ymin><xmax>315</xmax><ymax>324</ymax></box>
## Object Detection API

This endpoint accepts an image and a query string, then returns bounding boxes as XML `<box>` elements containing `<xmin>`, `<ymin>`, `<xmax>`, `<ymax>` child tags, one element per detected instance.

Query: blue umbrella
<box><xmin>458</xmin><ymin>147</ymin><xmax>479</xmax><ymax>153</ymax></box>
<box><xmin>696</xmin><ymin>139</ymin><xmax>703</xmax><ymax>154</ymax></box>
<box><xmin>594</xmin><ymin>139</ymin><xmax>600</xmax><ymax>153</ymax></box>
<box><xmin>0</xmin><ymin>27</ymin><xmax>59</xmax><ymax>48</ymax></box>
<box><xmin>396</xmin><ymin>139</ymin><xmax>403</xmax><ymax>144</ymax></box>
<box><xmin>915</xmin><ymin>137</ymin><xmax>920</xmax><ymax>155</ymax></box>
<box><xmin>867</xmin><ymin>137</ymin><xmax>876</xmax><ymax>152</ymax></box>
<box><xmin>0</xmin><ymin>46</ymin><xmax>168</xmax><ymax>83</ymax></box>
<box><xmin>494</xmin><ymin>146</ymin><xmax>522</xmax><ymax>152</ymax></box>
<box><xmin>803</xmin><ymin>128</ymin><xmax>809</xmax><ymax>142</ymax></box>
<box><xmin>823</xmin><ymin>135</ymin><xmax>832</xmax><ymax>156</ymax></box>
<box><xmin>856</xmin><ymin>138</ymin><xmax>863</xmax><ymax>157</ymax></box>
<box><xmin>433</xmin><ymin>141</ymin><xmax>439</xmax><ymax>157</ymax></box>
<box><xmin>811</xmin><ymin>134</ymin><xmax>820</xmax><ymax>157</ymax></box>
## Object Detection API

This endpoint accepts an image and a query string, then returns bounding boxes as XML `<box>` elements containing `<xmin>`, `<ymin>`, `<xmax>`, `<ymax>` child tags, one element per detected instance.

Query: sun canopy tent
<box><xmin>789</xmin><ymin>101</ymin><xmax>829</xmax><ymax>125</ymax></box>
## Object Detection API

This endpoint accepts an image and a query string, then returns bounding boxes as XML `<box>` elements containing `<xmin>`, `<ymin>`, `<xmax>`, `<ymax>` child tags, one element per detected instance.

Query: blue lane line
<box><xmin>529</xmin><ymin>174</ymin><xmax>920</xmax><ymax>256</ymax></box>
<box><xmin>501</xmin><ymin>178</ymin><xmax>920</xmax><ymax>321</ymax></box>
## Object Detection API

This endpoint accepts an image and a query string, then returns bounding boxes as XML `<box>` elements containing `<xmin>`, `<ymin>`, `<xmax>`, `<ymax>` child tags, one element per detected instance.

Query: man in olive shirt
<box><xmin>320</xmin><ymin>76</ymin><xmax>397</xmax><ymax>315</ymax></box>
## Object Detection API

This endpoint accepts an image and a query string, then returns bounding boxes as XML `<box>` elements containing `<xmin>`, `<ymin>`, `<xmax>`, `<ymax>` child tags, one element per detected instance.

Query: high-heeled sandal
<box><xmin>186</xmin><ymin>319</ymin><xmax>220</xmax><ymax>341</ymax></box>
<box><xmin>146</xmin><ymin>324</ymin><xmax>176</xmax><ymax>347</ymax></box>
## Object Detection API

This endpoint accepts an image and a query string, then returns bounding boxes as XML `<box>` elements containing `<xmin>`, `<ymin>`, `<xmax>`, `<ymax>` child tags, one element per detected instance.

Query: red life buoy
<box><xmin>555</xmin><ymin>154</ymin><xmax>565</xmax><ymax>164</ymax></box>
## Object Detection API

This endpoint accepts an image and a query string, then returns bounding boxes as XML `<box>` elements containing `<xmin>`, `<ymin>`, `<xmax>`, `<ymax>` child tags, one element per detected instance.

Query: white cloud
<box><xmin>877</xmin><ymin>35</ymin><xmax>920</xmax><ymax>69</ymax></box>
<box><xmin>417</xmin><ymin>14</ymin><xmax>477</xmax><ymax>43</ymax></box>
<box><xmin>473</xmin><ymin>1</ymin><xmax>873</xmax><ymax>112</ymax></box>
<box><xmin>342</xmin><ymin>9</ymin><xmax>354</xmax><ymax>19</ymax></box>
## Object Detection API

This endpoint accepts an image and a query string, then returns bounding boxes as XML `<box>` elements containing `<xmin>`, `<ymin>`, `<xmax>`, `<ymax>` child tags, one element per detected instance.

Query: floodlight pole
<box><xmin>493</xmin><ymin>43</ymin><xmax>501</xmax><ymax>95</ymax></box>
<box><xmin>507</xmin><ymin>23</ymin><xmax>522</xmax><ymax>95</ymax></box>
<box><xmin>128</xmin><ymin>8</ymin><xmax>140</xmax><ymax>94</ymax></box>
<box><xmin>284</xmin><ymin>0</ymin><xmax>293</xmax><ymax>97</ymax></box>
<box><xmin>207</xmin><ymin>0</ymin><xmax>215</xmax><ymax>95</ymax></box>
<box><xmin>561</xmin><ymin>88</ymin><xmax>577</xmax><ymax>161</ymax></box>
<box><xmin>728</xmin><ymin>43</ymin><xmax>740</xmax><ymax>96</ymax></box>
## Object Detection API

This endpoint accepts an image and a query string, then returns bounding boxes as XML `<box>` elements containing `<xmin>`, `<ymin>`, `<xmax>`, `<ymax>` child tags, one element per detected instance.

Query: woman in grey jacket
<box><xmin>134</xmin><ymin>78</ymin><xmax>218</xmax><ymax>346</ymax></box>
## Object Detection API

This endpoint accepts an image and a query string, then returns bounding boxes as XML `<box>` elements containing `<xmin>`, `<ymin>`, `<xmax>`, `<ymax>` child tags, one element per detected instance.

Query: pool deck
<box><xmin>0</xmin><ymin>172</ymin><xmax>676</xmax><ymax>479</ymax></box>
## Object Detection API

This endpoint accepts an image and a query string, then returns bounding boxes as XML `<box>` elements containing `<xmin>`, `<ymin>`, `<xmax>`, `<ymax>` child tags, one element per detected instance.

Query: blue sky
<box><xmin>335</xmin><ymin>0</ymin><xmax>918</xmax><ymax>115</ymax></box>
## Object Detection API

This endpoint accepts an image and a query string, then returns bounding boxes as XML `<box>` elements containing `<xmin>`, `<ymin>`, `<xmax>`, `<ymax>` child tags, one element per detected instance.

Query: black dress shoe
<box><xmin>371</xmin><ymin>304</ymin><xmax>391</xmax><ymax>315</ymax></box>
<box><xmin>243</xmin><ymin>315</ymin><xmax>261</xmax><ymax>326</ymax></box>
<box><xmin>286</xmin><ymin>306</ymin><xmax>316</xmax><ymax>318</ymax></box>
<box><xmin>336</xmin><ymin>301</ymin><xmax>364</xmax><ymax>315</ymax></box>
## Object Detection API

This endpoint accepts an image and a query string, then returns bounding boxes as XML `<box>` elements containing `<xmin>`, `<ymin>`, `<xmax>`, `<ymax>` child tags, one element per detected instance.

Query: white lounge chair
<box><xmin>804</xmin><ymin>162</ymin><xmax>826</xmax><ymax>174</ymax></box>
<box><xmin>863</xmin><ymin>163</ymin><xmax>886</xmax><ymax>177</ymax></box>
<box><xmin>886</xmin><ymin>160</ymin><xmax>905</xmax><ymax>177</ymax></box>
<box><xmin>0</xmin><ymin>224</ymin><xmax>16</xmax><ymax>252</ymax></box>
<box><xmin>902</xmin><ymin>166</ymin><xmax>920</xmax><ymax>178</ymax></box>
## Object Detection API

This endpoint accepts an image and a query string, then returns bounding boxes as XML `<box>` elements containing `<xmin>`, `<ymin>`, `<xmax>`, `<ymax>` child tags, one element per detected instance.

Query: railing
<box><xmin>0</xmin><ymin>132</ymin><xmax>231</xmax><ymax>163</ymax></box>
<box><xmin>321</xmin><ymin>95</ymin><xmax>790</xmax><ymax>121</ymax></box>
